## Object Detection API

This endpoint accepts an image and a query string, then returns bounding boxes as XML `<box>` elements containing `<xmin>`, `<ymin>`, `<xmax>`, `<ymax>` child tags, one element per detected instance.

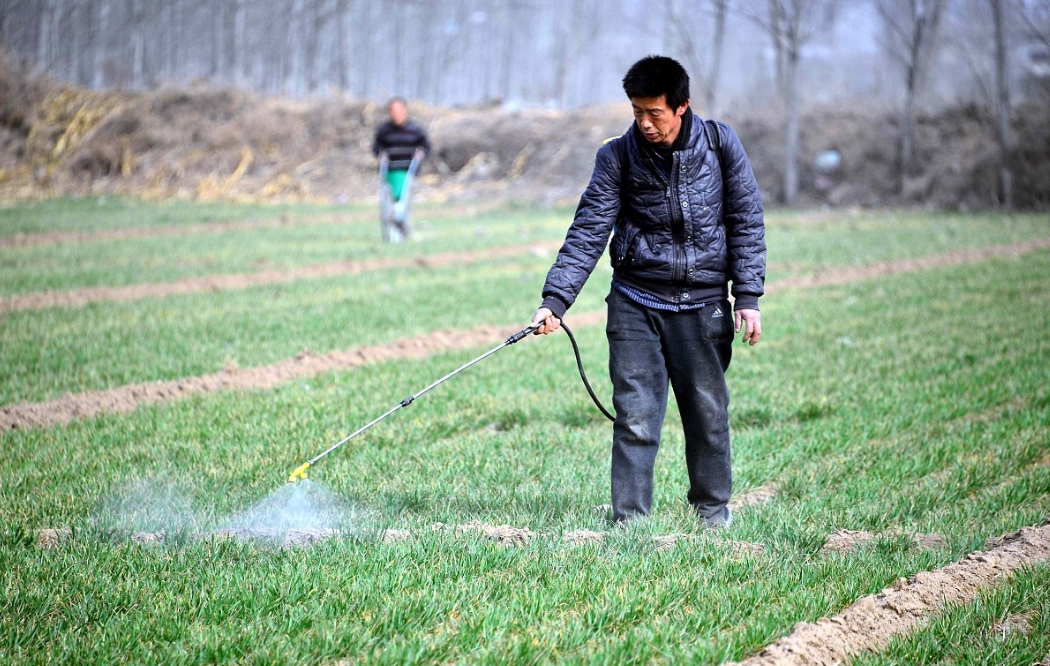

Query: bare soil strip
<box><xmin>820</xmin><ymin>529</ymin><xmax>947</xmax><ymax>554</ymax></box>
<box><xmin>0</xmin><ymin>201</ymin><xmax>503</xmax><ymax>250</ymax></box>
<box><xmin>764</xmin><ymin>236</ymin><xmax>1050</xmax><ymax>294</ymax></box>
<box><xmin>3</xmin><ymin>237</ymin><xmax>1048</xmax><ymax>431</ymax></box>
<box><xmin>0</xmin><ymin>310</ymin><xmax>607</xmax><ymax>431</ymax></box>
<box><xmin>0</xmin><ymin>241</ymin><xmax>561</xmax><ymax>314</ymax></box>
<box><xmin>34</xmin><ymin>479</ymin><xmax>780</xmax><ymax>551</ymax></box>
<box><xmin>726</xmin><ymin>519</ymin><xmax>1050</xmax><ymax>666</ymax></box>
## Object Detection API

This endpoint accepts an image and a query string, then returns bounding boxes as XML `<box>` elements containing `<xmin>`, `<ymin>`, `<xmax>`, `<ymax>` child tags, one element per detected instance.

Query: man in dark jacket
<box><xmin>531</xmin><ymin>56</ymin><xmax>765</xmax><ymax>527</ymax></box>
<box><xmin>373</xmin><ymin>97</ymin><xmax>430</xmax><ymax>241</ymax></box>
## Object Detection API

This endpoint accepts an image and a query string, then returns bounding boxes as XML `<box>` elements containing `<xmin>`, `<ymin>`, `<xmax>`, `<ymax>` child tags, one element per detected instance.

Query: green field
<box><xmin>2</xmin><ymin>199</ymin><xmax>1049</xmax><ymax>665</ymax></box>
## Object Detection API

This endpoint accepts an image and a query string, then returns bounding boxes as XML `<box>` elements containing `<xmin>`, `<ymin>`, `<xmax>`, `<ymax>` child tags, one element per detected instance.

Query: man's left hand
<box><xmin>734</xmin><ymin>309</ymin><xmax>762</xmax><ymax>346</ymax></box>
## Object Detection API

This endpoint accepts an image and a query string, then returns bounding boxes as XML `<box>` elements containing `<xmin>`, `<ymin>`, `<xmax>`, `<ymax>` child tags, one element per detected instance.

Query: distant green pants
<box><xmin>386</xmin><ymin>169</ymin><xmax>409</xmax><ymax>202</ymax></box>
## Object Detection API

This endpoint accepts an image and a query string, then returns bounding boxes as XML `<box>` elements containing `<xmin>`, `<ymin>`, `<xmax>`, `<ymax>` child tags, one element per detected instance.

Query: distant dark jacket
<box><xmin>541</xmin><ymin>109</ymin><xmax>765</xmax><ymax>317</ymax></box>
<box><xmin>372</xmin><ymin>120</ymin><xmax>431</xmax><ymax>170</ymax></box>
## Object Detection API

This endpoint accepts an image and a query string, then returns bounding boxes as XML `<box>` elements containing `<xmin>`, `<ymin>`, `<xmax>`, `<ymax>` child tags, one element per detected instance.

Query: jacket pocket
<box><xmin>611</xmin><ymin>224</ymin><xmax>641</xmax><ymax>269</ymax></box>
<box><xmin>699</xmin><ymin>300</ymin><xmax>735</xmax><ymax>342</ymax></box>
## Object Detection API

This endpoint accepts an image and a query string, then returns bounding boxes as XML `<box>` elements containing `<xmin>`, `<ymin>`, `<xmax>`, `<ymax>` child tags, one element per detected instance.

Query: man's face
<box><xmin>631</xmin><ymin>95</ymin><xmax>688</xmax><ymax>147</ymax></box>
<box><xmin>388</xmin><ymin>101</ymin><xmax>408</xmax><ymax>126</ymax></box>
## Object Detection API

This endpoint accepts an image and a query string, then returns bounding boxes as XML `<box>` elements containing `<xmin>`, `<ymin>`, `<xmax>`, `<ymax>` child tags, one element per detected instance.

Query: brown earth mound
<box><xmin>727</xmin><ymin>519</ymin><xmax>1050</xmax><ymax>666</ymax></box>
<box><xmin>2</xmin><ymin>49</ymin><xmax>1048</xmax><ymax>209</ymax></box>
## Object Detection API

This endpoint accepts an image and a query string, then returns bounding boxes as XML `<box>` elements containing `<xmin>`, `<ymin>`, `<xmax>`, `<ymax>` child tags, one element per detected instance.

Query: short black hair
<box><xmin>622</xmin><ymin>56</ymin><xmax>690</xmax><ymax>109</ymax></box>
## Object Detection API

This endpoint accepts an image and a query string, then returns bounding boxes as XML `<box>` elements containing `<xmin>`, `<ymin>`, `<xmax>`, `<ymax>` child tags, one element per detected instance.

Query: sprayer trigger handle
<box><xmin>506</xmin><ymin>325</ymin><xmax>539</xmax><ymax>345</ymax></box>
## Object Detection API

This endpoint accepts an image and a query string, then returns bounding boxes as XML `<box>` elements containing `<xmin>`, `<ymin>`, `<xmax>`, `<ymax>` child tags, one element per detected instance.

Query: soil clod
<box><xmin>563</xmin><ymin>529</ymin><xmax>606</xmax><ymax>545</ymax></box>
<box><xmin>35</xmin><ymin>528</ymin><xmax>72</xmax><ymax>548</ymax></box>
<box><xmin>993</xmin><ymin>611</ymin><xmax>1034</xmax><ymax>639</ymax></box>
<box><xmin>821</xmin><ymin>529</ymin><xmax>877</xmax><ymax>553</ymax></box>
<box><xmin>729</xmin><ymin>484</ymin><xmax>778</xmax><ymax>511</ymax></box>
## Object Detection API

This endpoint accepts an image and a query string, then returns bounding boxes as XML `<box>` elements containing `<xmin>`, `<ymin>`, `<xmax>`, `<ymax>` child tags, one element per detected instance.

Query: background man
<box><xmin>372</xmin><ymin>97</ymin><xmax>430</xmax><ymax>240</ymax></box>
<box><xmin>531</xmin><ymin>55</ymin><xmax>766</xmax><ymax>528</ymax></box>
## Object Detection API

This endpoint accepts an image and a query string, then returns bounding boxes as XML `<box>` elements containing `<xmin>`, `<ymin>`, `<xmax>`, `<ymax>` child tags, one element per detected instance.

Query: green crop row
<box><xmin>0</xmin><ymin>197</ymin><xmax>354</xmax><ymax>235</ymax></box>
<box><xmin>0</xmin><ymin>204</ymin><xmax>568</xmax><ymax>296</ymax></box>
<box><xmin>0</xmin><ymin>255</ymin><xmax>587</xmax><ymax>405</ymax></box>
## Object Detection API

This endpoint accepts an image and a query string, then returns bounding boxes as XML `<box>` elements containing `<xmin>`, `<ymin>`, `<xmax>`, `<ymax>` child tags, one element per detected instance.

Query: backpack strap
<box><xmin>603</xmin><ymin>134</ymin><xmax>630</xmax><ymax>232</ymax></box>
<box><xmin>703</xmin><ymin>119</ymin><xmax>730</xmax><ymax>217</ymax></box>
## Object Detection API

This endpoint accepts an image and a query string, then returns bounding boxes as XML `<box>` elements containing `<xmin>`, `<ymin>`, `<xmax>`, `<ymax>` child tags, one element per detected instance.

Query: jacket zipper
<box><xmin>668</xmin><ymin>153</ymin><xmax>686</xmax><ymax>289</ymax></box>
<box><xmin>643</xmin><ymin>144</ymin><xmax>687</xmax><ymax>294</ymax></box>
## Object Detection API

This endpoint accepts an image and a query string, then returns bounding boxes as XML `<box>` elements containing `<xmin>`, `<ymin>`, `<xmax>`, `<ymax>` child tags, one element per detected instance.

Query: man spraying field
<box><xmin>372</xmin><ymin>97</ymin><xmax>431</xmax><ymax>242</ymax></box>
<box><xmin>531</xmin><ymin>56</ymin><xmax>766</xmax><ymax>528</ymax></box>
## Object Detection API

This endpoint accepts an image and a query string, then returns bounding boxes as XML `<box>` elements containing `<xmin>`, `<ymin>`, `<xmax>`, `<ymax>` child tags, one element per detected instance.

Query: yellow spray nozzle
<box><xmin>287</xmin><ymin>462</ymin><xmax>311</xmax><ymax>483</ymax></box>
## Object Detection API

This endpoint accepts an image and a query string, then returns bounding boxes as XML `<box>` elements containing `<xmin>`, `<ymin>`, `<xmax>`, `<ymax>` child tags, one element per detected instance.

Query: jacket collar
<box><xmin>672</xmin><ymin>106</ymin><xmax>694</xmax><ymax>152</ymax></box>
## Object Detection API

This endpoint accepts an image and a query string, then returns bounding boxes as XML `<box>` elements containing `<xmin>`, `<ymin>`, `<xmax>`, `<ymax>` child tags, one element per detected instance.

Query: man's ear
<box><xmin>676</xmin><ymin>101</ymin><xmax>690</xmax><ymax>118</ymax></box>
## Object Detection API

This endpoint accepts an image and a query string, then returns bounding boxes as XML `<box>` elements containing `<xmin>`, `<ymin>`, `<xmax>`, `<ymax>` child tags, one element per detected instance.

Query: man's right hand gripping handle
<box><xmin>531</xmin><ymin>307</ymin><xmax>561</xmax><ymax>335</ymax></box>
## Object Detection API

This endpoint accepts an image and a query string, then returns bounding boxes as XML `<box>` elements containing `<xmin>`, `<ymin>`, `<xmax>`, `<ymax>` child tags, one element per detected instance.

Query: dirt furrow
<box><xmin>764</xmin><ymin>236</ymin><xmax>1050</xmax><ymax>293</ymax></box>
<box><xmin>0</xmin><ymin>241</ymin><xmax>561</xmax><ymax>314</ymax></box>
<box><xmin>0</xmin><ymin>310</ymin><xmax>606</xmax><ymax>431</ymax></box>
<box><xmin>3</xmin><ymin>237</ymin><xmax>1048</xmax><ymax>431</ymax></box>
<box><xmin>35</xmin><ymin>484</ymin><xmax>778</xmax><ymax>550</ymax></box>
<box><xmin>726</xmin><ymin>519</ymin><xmax>1050</xmax><ymax>666</ymax></box>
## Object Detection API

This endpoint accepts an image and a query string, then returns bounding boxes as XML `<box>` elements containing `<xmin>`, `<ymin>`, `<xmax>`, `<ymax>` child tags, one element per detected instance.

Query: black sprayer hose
<box><xmin>560</xmin><ymin>321</ymin><xmax>615</xmax><ymax>422</ymax></box>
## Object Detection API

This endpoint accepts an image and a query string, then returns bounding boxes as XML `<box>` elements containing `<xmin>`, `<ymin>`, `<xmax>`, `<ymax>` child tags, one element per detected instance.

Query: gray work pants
<box><xmin>606</xmin><ymin>288</ymin><xmax>734</xmax><ymax>523</ymax></box>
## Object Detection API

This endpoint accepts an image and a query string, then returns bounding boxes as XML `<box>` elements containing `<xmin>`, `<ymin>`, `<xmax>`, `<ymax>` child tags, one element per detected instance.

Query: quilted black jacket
<box><xmin>540</xmin><ymin>109</ymin><xmax>765</xmax><ymax>317</ymax></box>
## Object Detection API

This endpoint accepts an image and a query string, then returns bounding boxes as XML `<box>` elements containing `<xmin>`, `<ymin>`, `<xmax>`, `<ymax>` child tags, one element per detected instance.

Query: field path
<box><xmin>726</xmin><ymin>520</ymin><xmax>1050</xmax><ymax>666</ymax></box>
<box><xmin>2</xmin><ymin>237</ymin><xmax>1049</xmax><ymax>431</ymax></box>
<box><xmin>0</xmin><ymin>241</ymin><xmax>562</xmax><ymax>314</ymax></box>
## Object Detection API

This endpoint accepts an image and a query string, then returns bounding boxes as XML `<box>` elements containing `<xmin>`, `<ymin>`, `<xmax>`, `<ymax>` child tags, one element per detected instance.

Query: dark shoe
<box><xmin>702</xmin><ymin>506</ymin><xmax>732</xmax><ymax>530</ymax></box>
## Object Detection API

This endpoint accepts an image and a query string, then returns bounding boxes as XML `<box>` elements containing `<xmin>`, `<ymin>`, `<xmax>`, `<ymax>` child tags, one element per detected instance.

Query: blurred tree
<box><xmin>989</xmin><ymin>0</ymin><xmax>1013</xmax><ymax>208</ymax></box>
<box><xmin>742</xmin><ymin>0</ymin><xmax>839</xmax><ymax>205</ymax></box>
<box><xmin>232</xmin><ymin>0</ymin><xmax>246</xmax><ymax>87</ymax></box>
<box><xmin>875</xmin><ymin>0</ymin><xmax>948</xmax><ymax>194</ymax></box>
<box><xmin>666</xmin><ymin>0</ymin><xmax>730</xmax><ymax>116</ymax></box>
<box><xmin>129</xmin><ymin>0</ymin><xmax>146</xmax><ymax>88</ymax></box>
<box><xmin>1018</xmin><ymin>0</ymin><xmax>1050</xmax><ymax>45</ymax></box>
<box><xmin>38</xmin><ymin>0</ymin><xmax>59</xmax><ymax>71</ymax></box>
<box><xmin>92</xmin><ymin>0</ymin><xmax>109</xmax><ymax>89</ymax></box>
<box><xmin>554</xmin><ymin>0</ymin><xmax>586</xmax><ymax>107</ymax></box>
